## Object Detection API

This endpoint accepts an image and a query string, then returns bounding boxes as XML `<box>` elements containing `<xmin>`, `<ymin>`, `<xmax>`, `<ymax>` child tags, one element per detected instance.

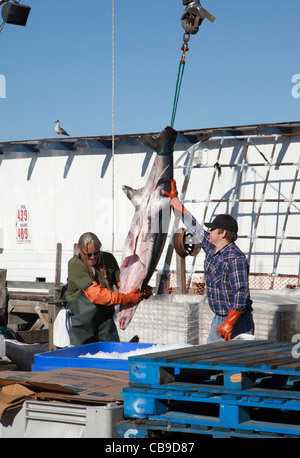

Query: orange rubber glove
<box><xmin>143</xmin><ymin>285</ymin><xmax>153</xmax><ymax>299</ymax></box>
<box><xmin>163</xmin><ymin>179</ymin><xmax>186</xmax><ymax>214</ymax></box>
<box><xmin>120</xmin><ymin>287</ymin><xmax>145</xmax><ymax>306</ymax></box>
<box><xmin>217</xmin><ymin>309</ymin><xmax>244</xmax><ymax>341</ymax></box>
<box><xmin>118</xmin><ymin>282</ymin><xmax>152</xmax><ymax>300</ymax></box>
<box><xmin>84</xmin><ymin>282</ymin><xmax>145</xmax><ymax>307</ymax></box>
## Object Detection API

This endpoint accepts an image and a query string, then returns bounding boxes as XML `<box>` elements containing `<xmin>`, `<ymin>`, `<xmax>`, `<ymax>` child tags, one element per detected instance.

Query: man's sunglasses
<box><xmin>81</xmin><ymin>249</ymin><xmax>101</xmax><ymax>259</ymax></box>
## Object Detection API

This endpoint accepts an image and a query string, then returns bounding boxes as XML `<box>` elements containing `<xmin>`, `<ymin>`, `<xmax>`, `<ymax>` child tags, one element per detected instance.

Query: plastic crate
<box><xmin>196</xmin><ymin>290</ymin><xmax>300</xmax><ymax>344</ymax></box>
<box><xmin>0</xmin><ymin>400</ymin><xmax>123</xmax><ymax>438</ymax></box>
<box><xmin>117</xmin><ymin>294</ymin><xmax>204</xmax><ymax>345</ymax></box>
<box><xmin>32</xmin><ymin>341</ymin><xmax>154</xmax><ymax>371</ymax></box>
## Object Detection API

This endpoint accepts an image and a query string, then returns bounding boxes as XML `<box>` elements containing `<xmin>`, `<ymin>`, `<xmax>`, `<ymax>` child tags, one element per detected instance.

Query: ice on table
<box><xmin>79</xmin><ymin>343</ymin><xmax>193</xmax><ymax>360</ymax></box>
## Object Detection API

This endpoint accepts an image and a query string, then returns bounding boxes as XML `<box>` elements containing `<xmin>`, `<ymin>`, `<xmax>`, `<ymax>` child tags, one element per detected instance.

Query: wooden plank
<box><xmin>48</xmin><ymin>301</ymin><xmax>65</xmax><ymax>351</ymax></box>
<box><xmin>9</xmin><ymin>300</ymin><xmax>48</xmax><ymax>314</ymax></box>
<box><xmin>176</xmin><ymin>255</ymin><xmax>186</xmax><ymax>294</ymax></box>
<box><xmin>30</xmin><ymin>317</ymin><xmax>44</xmax><ymax>330</ymax></box>
<box><xmin>54</xmin><ymin>243</ymin><xmax>62</xmax><ymax>301</ymax></box>
<box><xmin>9</xmin><ymin>293</ymin><xmax>50</xmax><ymax>301</ymax></box>
<box><xmin>138</xmin><ymin>341</ymin><xmax>279</xmax><ymax>366</ymax></box>
<box><xmin>7</xmin><ymin>280</ymin><xmax>55</xmax><ymax>291</ymax></box>
<box><xmin>131</xmin><ymin>340</ymin><xmax>250</xmax><ymax>364</ymax></box>
<box><xmin>35</xmin><ymin>304</ymin><xmax>49</xmax><ymax>329</ymax></box>
<box><xmin>215</xmin><ymin>347</ymin><xmax>294</xmax><ymax>370</ymax></box>
<box><xmin>199</xmin><ymin>344</ymin><xmax>292</xmax><ymax>366</ymax></box>
<box><xmin>251</xmin><ymin>353</ymin><xmax>300</xmax><ymax>370</ymax></box>
<box><xmin>172</xmin><ymin>342</ymin><xmax>280</xmax><ymax>366</ymax></box>
<box><xmin>17</xmin><ymin>330</ymin><xmax>49</xmax><ymax>344</ymax></box>
<box><xmin>278</xmin><ymin>360</ymin><xmax>300</xmax><ymax>369</ymax></box>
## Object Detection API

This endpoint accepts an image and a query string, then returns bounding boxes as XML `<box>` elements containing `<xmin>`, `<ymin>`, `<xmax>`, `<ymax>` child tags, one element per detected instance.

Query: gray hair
<box><xmin>77</xmin><ymin>232</ymin><xmax>102</xmax><ymax>254</ymax></box>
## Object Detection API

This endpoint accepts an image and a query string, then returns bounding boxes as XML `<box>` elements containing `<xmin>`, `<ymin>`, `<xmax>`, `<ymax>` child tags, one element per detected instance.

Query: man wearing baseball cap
<box><xmin>164</xmin><ymin>180</ymin><xmax>254</xmax><ymax>343</ymax></box>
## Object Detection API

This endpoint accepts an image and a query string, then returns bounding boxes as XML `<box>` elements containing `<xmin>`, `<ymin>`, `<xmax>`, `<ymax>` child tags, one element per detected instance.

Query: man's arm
<box><xmin>164</xmin><ymin>179</ymin><xmax>206</xmax><ymax>247</ymax></box>
<box><xmin>228</xmin><ymin>258</ymin><xmax>250</xmax><ymax>312</ymax></box>
<box><xmin>217</xmin><ymin>258</ymin><xmax>250</xmax><ymax>341</ymax></box>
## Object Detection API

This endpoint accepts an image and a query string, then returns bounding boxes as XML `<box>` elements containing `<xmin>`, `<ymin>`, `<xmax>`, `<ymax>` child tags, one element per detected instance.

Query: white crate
<box><xmin>251</xmin><ymin>290</ymin><xmax>300</xmax><ymax>342</ymax></box>
<box><xmin>197</xmin><ymin>290</ymin><xmax>300</xmax><ymax>344</ymax></box>
<box><xmin>0</xmin><ymin>401</ymin><xmax>123</xmax><ymax>438</ymax></box>
<box><xmin>117</xmin><ymin>294</ymin><xmax>206</xmax><ymax>345</ymax></box>
<box><xmin>198</xmin><ymin>300</ymin><xmax>213</xmax><ymax>344</ymax></box>
<box><xmin>120</xmin><ymin>290</ymin><xmax>300</xmax><ymax>346</ymax></box>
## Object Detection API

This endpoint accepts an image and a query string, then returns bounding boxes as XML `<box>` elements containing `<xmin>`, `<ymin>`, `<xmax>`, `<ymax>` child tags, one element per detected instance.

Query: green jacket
<box><xmin>65</xmin><ymin>252</ymin><xmax>120</xmax><ymax>303</ymax></box>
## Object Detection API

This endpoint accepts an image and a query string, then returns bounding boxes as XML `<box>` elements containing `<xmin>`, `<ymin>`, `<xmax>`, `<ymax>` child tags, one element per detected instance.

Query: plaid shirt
<box><xmin>181</xmin><ymin>209</ymin><xmax>252</xmax><ymax>316</ymax></box>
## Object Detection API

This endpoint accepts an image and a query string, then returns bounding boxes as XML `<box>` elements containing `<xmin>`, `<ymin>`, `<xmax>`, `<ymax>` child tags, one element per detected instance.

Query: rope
<box><xmin>170</xmin><ymin>59</ymin><xmax>185</xmax><ymax>128</ymax></box>
<box><xmin>111</xmin><ymin>0</ymin><xmax>115</xmax><ymax>252</ymax></box>
<box><xmin>170</xmin><ymin>33</ymin><xmax>190</xmax><ymax>128</ymax></box>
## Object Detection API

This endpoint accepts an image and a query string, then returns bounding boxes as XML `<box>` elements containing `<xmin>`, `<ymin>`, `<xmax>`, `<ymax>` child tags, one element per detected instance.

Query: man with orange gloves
<box><xmin>164</xmin><ymin>180</ymin><xmax>254</xmax><ymax>343</ymax></box>
<box><xmin>64</xmin><ymin>232</ymin><xmax>152</xmax><ymax>346</ymax></box>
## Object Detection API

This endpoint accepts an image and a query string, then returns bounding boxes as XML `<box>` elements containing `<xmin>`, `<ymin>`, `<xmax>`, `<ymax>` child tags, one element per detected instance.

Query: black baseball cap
<box><xmin>205</xmin><ymin>214</ymin><xmax>238</xmax><ymax>233</ymax></box>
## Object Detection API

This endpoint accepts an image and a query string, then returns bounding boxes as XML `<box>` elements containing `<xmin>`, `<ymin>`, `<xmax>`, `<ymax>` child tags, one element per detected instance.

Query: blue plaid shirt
<box><xmin>181</xmin><ymin>209</ymin><xmax>252</xmax><ymax>316</ymax></box>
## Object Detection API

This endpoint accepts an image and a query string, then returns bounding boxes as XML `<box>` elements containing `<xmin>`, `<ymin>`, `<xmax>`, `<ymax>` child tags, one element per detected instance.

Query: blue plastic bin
<box><xmin>32</xmin><ymin>342</ymin><xmax>154</xmax><ymax>372</ymax></box>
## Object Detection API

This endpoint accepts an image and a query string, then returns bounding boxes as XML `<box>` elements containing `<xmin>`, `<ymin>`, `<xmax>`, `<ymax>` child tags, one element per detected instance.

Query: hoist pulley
<box><xmin>1</xmin><ymin>1</ymin><xmax>31</xmax><ymax>27</ymax></box>
<box><xmin>181</xmin><ymin>0</ymin><xmax>215</xmax><ymax>35</ymax></box>
<box><xmin>170</xmin><ymin>2</ymin><xmax>215</xmax><ymax>127</ymax></box>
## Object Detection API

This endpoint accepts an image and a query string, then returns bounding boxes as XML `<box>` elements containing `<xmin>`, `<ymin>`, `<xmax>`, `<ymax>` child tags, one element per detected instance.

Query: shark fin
<box><xmin>122</xmin><ymin>185</ymin><xmax>145</xmax><ymax>208</ymax></box>
<box><xmin>140</xmin><ymin>126</ymin><xmax>178</xmax><ymax>154</ymax></box>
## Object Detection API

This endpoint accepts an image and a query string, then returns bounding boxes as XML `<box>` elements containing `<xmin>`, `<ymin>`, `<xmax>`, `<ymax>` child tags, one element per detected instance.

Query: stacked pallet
<box><xmin>117</xmin><ymin>341</ymin><xmax>300</xmax><ymax>438</ymax></box>
<box><xmin>117</xmin><ymin>294</ymin><xmax>202</xmax><ymax>345</ymax></box>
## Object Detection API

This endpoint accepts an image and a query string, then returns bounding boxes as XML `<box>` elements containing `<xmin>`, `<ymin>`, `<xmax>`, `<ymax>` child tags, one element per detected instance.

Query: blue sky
<box><xmin>0</xmin><ymin>0</ymin><xmax>299</xmax><ymax>142</ymax></box>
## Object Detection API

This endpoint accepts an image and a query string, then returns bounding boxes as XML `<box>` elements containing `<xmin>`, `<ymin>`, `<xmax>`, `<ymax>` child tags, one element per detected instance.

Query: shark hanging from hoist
<box><xmin>117</xmin><ymin>2</ymin><xmax>215</xmax><ymax>331</ymax></box>
<box><xmin>181</xmin><ymin>1</ymin><xmax>215</xmax><ymax>35</ymax></box>
<box><xmin>118</xmin><ymin>126</ymin><xmax>178</xmax><ymax>330</ymax></box>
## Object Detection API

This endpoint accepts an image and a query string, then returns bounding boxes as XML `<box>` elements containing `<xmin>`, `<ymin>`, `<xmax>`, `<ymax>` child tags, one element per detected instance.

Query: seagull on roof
<box><xmin>55</xmin><ymin>119</ymin><xmax>70</xmax><ymax>136</ymax></box>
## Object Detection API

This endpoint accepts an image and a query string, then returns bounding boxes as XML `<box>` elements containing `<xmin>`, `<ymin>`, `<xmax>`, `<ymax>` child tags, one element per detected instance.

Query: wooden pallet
<box><xmin>121</xmin><ymin>384</ymin><xmax>300</xmax><ymax>436</ymax></box>
<box><xmin>128</xmin><ymin>341</ymin><xmax>300</xmax><ymax>388</ymax></box>
<box><xmin>117</xmin><ymin>418</ymin><xmax>300</xmax><ymax>439</ymax></box>
<box><xmin>122</xmin><ymin>341</ymin><xmax>300</xmax><ymax>437</ymax></box>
